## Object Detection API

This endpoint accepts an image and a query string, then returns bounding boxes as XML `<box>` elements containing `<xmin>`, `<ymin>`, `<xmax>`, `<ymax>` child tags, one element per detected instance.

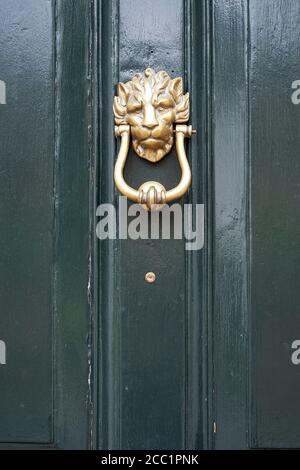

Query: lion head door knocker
<box><xmin>113</xmin><ymin>68</ymin><xmax>195</xmax><ymax>211</ymax></box>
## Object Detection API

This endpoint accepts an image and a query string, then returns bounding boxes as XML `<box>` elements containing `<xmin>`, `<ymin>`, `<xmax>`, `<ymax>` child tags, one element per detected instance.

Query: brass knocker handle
<box><xmin>114</xmin><ymin>124</ymin><xmax>194</xmax><ymax>211</ymax></box>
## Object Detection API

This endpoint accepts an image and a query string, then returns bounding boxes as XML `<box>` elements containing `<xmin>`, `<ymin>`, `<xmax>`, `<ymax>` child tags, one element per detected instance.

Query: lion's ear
<box><xmin>114</xmin><ymin>82</ymin><xmax>129</xmax><ymax>124</ymax></box>
<box><xmin>113</xmin><ymin>96</ymin><xmax>127</xmax><ymax>125</ymax></box>
<box><xmin>175</xmin><ymin>92</ymin><xmax>190</xmax><ymax>123</ymax></box>
<box><xmin>117</xmin><ymin>82</ymin><xmax>129</xmax><ymax>105</ymax></box>
<box><xmin>169</xmin><ymin>77</ymin><xmax>183</xmax><ymax>101</ymax></box>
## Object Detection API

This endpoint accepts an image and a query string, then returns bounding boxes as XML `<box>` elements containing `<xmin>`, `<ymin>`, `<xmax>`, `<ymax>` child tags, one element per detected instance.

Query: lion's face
<box><xmin>113</xmin><ymin>68</ymin><xmax>189</xmax><ymax>162</ymax></box>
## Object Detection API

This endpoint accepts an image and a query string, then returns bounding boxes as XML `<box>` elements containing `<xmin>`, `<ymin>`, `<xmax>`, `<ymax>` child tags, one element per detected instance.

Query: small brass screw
<box><xmin>145</xmin><ymin>272</ymin><xmax>156</xmax><ymax>284</ymax></box>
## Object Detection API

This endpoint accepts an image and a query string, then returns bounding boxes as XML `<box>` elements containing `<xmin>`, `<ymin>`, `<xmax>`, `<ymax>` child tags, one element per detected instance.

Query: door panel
<box><xmin>119</xmin><ymin>1</ymin><xmax>187</xmax><ymax>449</ymax></box>
<box><xmin>0</xmin><ymin>0</ymin><xmax>92</xmax><ymax>449</ymax></box>
<box><xmin>211</xmin><ymin>0</ymin><xmax>300</xmax><ymax>449</ymax></box>
<box><xmin>0</xmin><ymin>0</ymin><xmax>54</xmax><ymax>443</ymax></box>
<box><xmin>250</xmin><ymin>0</ymin><xmax>300</xmax><ymax>448</ymax></box>
<box><xmin>98</xmin><ymin>0</ymin><xmax>206</xmax><ymax>451</ymax></box>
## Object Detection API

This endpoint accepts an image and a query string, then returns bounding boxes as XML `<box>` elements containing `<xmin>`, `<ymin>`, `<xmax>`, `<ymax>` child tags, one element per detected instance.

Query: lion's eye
<box><xmin>127</xmin><ymin>101</ymin><xmax>143</xmax><ymax>113</ymax></box>
<box><xmin>156</xmin><ymin>99</ymin><xmax>172</xmax><ymax>112</ymax></box>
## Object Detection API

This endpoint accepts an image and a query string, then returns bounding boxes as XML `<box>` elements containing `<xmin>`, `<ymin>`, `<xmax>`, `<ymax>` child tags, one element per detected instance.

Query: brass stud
<box><xmin>145</xmin><ymin>272</ymin><xmax>156</xmax><ymax>284</ymax></box>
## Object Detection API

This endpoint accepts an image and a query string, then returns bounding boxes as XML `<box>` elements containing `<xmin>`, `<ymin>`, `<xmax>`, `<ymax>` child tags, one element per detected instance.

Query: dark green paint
<box><xmin>54</xmin><ymin>0</ymin><xmax>94</xmax><ymax>449</ymax></box>
<box><xmin>211</xmin><ymin>0</ymin><xmax>300</xmax><ymax>449</ymax></box>
<box><xmin>0</xmin><ymin>0</ymin><xmax>54</xmax><ymax>443</ymax></box>
<box><xmin>211</xmin><ymin>0</ymin><xmax>249</xmax><ymax>449</ymax></box>
<box><xmin>0</xmin><ymin>0</ymin><xmax>93</xmax><ymax>449</ymax></box>
<box><xmin>0</xmin><ymin>0</ymin><xmax>300</xmax><ymax>450</ymax></box>
<box><xmin>98</xmin><ymin>0</ymin><xmax>205</xmax><ymax>451</ymax></box>
<box><xmin>250</xmin><ymin>0</ymin><xmax>300</xmax><ymax>448</ymax></box>
<box><xmin>118</xmin><ymin>0</ymin><xmax>187</xmax><ymax>451</ymax></box>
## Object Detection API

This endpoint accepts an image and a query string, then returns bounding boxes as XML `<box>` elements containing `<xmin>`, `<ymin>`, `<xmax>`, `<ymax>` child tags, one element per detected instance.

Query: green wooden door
<box><xmin>0</xmin><ymin>0</ymin><xmax>300</xmax><ymax>450</ymax></box>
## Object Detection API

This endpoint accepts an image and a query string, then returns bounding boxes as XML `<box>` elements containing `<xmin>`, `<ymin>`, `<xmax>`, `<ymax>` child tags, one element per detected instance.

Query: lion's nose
<box><xmin>143</xmin><ymin>105</ymin><xmax>158</xmax><ymax>129</ymax></box>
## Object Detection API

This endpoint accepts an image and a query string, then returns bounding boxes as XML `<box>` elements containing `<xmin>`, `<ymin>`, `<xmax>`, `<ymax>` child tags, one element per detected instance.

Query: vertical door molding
<box><xmin>210</xmin><ymin>0</ymin><xmax>250</xmax><ymax>449</ymax></box>
<box><xmin>54</xmin><ymin>0</ymin><xmax>95</xmax><ymax>449</ymax></box>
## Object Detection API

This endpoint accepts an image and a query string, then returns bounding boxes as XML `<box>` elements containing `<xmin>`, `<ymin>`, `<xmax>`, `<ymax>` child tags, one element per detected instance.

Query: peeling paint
<box><xmin>0</xmin><ymin>80</ymin><xmax>6</xmax><ymax>104</ymax></box>
<box><xmin>213</xmin><ymin>421</ymin><xmax>217</xmax><ymax>434</ymax></box>
<box><xmin>0</xmin><ymin>340</ymin><xmax>6</xmax><ymax>365</ymax></box>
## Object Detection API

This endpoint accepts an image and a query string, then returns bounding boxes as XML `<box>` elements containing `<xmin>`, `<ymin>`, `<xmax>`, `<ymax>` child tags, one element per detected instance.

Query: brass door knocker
<box><xmin>113</xmin><ymin>68</ymin><xmax>195</xmax><ymax>211</ymax></box>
